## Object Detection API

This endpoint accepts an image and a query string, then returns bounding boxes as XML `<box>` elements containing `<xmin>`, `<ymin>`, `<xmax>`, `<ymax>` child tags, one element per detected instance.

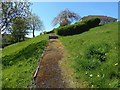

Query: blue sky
<box><xmin>28</xmin><ymin>2</ymin><xmax>118</xmax><ymax>37</ymax></box>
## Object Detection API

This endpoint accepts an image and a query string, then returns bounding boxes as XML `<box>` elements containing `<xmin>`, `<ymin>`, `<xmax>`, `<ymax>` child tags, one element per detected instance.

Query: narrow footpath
<box><xmin>35</xmin><ymin>38</ymin><xmax>66</xmax><ymax>88</ymax></box>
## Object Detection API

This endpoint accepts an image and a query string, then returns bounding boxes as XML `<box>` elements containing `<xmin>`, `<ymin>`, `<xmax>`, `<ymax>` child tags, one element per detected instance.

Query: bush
<box><xmin>46</xmin><ymin>30</ymin><xmax>54</xmax><ymax>34</ymax></box>
<box><xmin>57</xmin><ymin>18</ymin><xmax>100</xmax><ymax>36</ymax></box>
<box><xmin>81</xmin><ymin>18</ymin><xmax>101</xmax><ymax>28</ymax></box>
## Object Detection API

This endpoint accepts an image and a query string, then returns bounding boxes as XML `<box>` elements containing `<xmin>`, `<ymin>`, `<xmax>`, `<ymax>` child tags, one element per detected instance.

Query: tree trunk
<box><xmin>23</xmin><ymin>35</ymin><xmax>25</xmax><ymax>41</ymax></box>
<box><xmin>33</xmin><ymin>28</ymin><xmax>35</xmax><ymax>37</ymax></box>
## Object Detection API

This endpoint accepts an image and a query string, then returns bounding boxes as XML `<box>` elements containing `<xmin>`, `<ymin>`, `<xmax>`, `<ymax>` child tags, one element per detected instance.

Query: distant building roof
<box><xmin>81</xmin><ymin>15</ymin><xmax>117</xmax><ymax>20</ymax></box>
<box><xmin>81</xmin><ymin>15</ymin><xmax>117</xmax><ymax>25</ymax></box>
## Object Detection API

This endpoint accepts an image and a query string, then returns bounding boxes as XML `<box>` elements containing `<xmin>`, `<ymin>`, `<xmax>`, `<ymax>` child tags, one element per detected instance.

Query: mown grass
<box><xmin>2</xmin><ymin>34</ymin><xmax>48</xmax><ymax>88</ymax></box>
<box><xmin>60</xmin><ymin>22</ymin><xmax>119</xmax><ymax>88</ymax></box>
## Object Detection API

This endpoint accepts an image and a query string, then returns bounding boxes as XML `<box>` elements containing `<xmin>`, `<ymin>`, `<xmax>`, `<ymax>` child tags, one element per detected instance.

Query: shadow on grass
<box><xmin>2</xmin><ymin>40</ymin><xmax>47</xmax><ymax>68</ymax></box>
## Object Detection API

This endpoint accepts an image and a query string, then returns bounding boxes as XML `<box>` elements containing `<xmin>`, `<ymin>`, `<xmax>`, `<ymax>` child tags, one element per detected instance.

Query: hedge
<box><xmin>57</xmin><ymin>18</ymin><xmax>100</xmax><ymax>36</ymax></box>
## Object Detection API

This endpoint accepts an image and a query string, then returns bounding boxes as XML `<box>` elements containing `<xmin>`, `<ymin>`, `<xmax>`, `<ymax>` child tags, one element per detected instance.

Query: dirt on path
<box><xmin>35</xmin><ymin>39</ymin><xmax>66</xmax><ymax>88</ymax></box>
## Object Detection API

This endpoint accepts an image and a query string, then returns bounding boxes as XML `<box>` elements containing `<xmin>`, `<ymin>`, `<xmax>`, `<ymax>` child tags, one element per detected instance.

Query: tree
<box><xmin>12</xmin><ymin>17</ymin><xmax>29</xmax><ymax>42</ymax></box>
<box><xmin>52</xmin><ymin>9</ymin><xmax>81</xmax><ymax>26</ymax></box>
<box><xmin>28</xmin><ymin>13</ymin><xmax>44</xmax><ymax>37</ymax></box>
<box><xmin>0</xmin><ymin>1</ymin><xmax>31</xmax><ymax>33</ymax></box>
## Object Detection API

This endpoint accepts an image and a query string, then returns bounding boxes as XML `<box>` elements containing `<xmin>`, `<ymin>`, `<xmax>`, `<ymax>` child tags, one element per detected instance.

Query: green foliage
<box><xmin>57</xmin><ymin>18</ymin><xmax>100</xmax><ymax>36</ymax></box>
<box><xmin>2</xmin><ymin>34</ymin><xmax>14</xmax><ymax>48</ymax></box>
<box><xmin>2</xmin><ymin>34</ymin><xmax>29</xmax><ymax>48</ymax></box>
<box><xmin>81</xmin><ymin>18</ymin><xmax>101</xmax><ymax>28</ymax></box>
<box><xmin>2</xmin><ymin>34</ymin><xmax>48</xmax><ymax>88</ymax></box>
<box><xmin>12</xmin><ymin>17</ymin><xmax>29</xmax><ymax>42</ymax></box>
<box><xmin>60</xmin><ymin>22</ymin><xmax>118</xmax><ymax>88</ymax></box>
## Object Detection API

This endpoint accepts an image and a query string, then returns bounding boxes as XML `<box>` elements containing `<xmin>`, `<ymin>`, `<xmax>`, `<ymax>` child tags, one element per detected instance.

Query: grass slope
<box><xmin>2</xmin><ymin>34</ymin><xmax>48</xmax><ymax>88</ymax></box>
<box><xmin>60</xmin><ymin>22</ymin><xmax>119</xmax><ymax>88</ymax></box>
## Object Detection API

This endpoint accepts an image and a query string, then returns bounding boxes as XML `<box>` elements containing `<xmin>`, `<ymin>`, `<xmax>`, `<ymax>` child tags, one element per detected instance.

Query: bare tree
<box><xmin>28</xmin><ymin>13</ymin><xmax>44</xmax><ymax>37</ymax></box>
<box><xmin>52</xmin><ymin>9</ymin><xmax>81</xmax><ymax>26</ymax></box>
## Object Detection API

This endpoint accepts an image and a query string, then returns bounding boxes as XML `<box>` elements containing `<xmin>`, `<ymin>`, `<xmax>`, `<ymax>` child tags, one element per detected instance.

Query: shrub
<box><xmin>57</xmin><ymin>18</ymin><xmax>100</xmax><ymax>36</ymax></box>
<box><xmin>81</xmin><ymin>18</ymin><xmax>101</xmax><ymax>28</ymax></box>
<box><xmin>46</xmin><ymin>30</ymin><xmax>54</xmax><ymax>34</ymax></box>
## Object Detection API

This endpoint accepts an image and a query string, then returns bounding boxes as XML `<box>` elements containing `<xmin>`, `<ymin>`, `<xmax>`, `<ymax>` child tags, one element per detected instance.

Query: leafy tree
<box><xmin>0</xmin><ymin>1</ymin><xmax>31</xmax><ymax>33</ymax></box>
<box><xmin>28</xmin><ymin>13</ymin><xmax>44</xmax><ymax>37</ymax></box>
<box><xmin>12</xmin><ymin>17</ymin><xmax>29</xmax><ymax>42</ymax></box>
<box><xmin>52</xmin><ymin>9</ymin><xmax>81</xmax><ymax>26</ymax></box>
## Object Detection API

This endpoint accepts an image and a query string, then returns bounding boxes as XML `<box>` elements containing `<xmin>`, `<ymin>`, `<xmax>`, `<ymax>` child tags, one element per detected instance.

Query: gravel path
<box><xmin>35</xmin><ymin>39</ymin><xmax>66</xmax><ymax>88</ymax></box>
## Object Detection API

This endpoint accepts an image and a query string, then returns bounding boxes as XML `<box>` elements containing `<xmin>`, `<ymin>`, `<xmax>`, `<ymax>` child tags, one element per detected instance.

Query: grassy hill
<box><xmin>1</xmin><ymin>22</ymin><xmax>119</xmax><ymax>88</ymax></box>
<box><xmin>2</xmin><ymin>34</ymin><xmax>48</xmax><ymax>88</ymax></box>
<box><xmin>59</xmin><ymin>22</ymin><xmax>119</xmax><ymax>88</ymax></box>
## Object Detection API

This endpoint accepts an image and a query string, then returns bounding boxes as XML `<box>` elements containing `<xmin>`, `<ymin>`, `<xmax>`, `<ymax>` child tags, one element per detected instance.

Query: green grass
<box><xmin>60</xmin><ymin>22</ymin><xmax>119</xmax><ymax>88</ymax></box>
<box><xmin>2</xmin><ymin>34</ymin><xmax>48</xmax><ymax>88</ymax></box>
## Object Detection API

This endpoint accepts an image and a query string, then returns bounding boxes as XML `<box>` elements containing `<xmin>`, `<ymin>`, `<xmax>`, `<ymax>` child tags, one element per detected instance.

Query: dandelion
<box><xmin>105</xmin><ymin>53</ymin><xmax>107</xmax><ymax>56</ymax></box>
<box><xmin>90</xmin><ymin>74</ymin><xmax>93</xmax><ymax>77</ymax></box>
<box><xmin>85</xmin><ymin>71</ymin><xmax>88</xmax><ymax>75</ymax></box>
<box><xmin>97</xmin><ymin>75</ymin><xmax>100</xmax><ymax>77</ymax></box>
<box><xmin>115</xmin><ymin>63</ymin><xmax>118</xmax><ymax>66</ymax></box>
